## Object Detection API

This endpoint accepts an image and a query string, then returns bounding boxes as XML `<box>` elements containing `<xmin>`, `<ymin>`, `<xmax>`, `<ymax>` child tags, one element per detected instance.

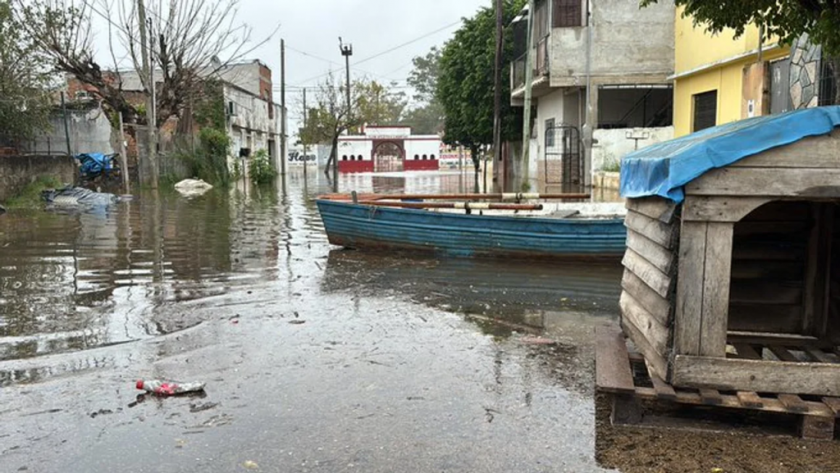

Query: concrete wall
<box><xmin>0</xmin><ymin>155</ymin><xmax>77</xmax><ymax>202</ymax></box>
<box><xmin>226</xmin><ymin>85</ymin><xmax>280</xmax><ymax>161</ymax></box>
<box><xmin>549</xmin><ymin>0</ymin><xmax>674</xmax><ymax>87</ymax></box>
<box><xmin>591</xmin><ymin>126</ymin><xmax>673</xmax><ymax>173</ymax></box>
<box><xmin>28</xmin><ymin>108</ymin><xmax>116</xmax><ymax>156</ymax></box>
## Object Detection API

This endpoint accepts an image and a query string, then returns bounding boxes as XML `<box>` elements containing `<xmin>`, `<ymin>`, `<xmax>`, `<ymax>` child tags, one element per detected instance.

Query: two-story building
<box><xmin>59</xmin><ymin>60</ymin><xmax>285</xmax><ymax>176</ymax></box>
<box><xmin>510</xmin><ymin>0</ymin><xmax>674</xmax><ymax>189</ymax></box>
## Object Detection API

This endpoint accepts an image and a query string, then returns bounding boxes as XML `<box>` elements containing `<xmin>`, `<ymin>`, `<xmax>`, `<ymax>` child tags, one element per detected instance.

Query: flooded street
<box><xmin>0</xmin><ymin>170</ymin><xmax>623</xmax><ymax>472</ymax></box>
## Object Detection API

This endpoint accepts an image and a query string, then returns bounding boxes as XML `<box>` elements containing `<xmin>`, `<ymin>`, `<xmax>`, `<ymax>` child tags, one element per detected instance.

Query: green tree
<box><xmin>437</xmin><ymin>1</ymin><xmax>524</xmax><ymax>190</ymax></box>
<box><xmin>402</xmin><ymin>47</ymin><xmax>445</xmax><ymax>134</ymax></box>
<box><xmin>0</xmin><ymin>0</ymin><xmax>51</xmax><ymax>143</ymax></box>
<box><xmin>642</xmin><ymin>0</ymin><xmax>840</xmax><ymax>103</ymax></box>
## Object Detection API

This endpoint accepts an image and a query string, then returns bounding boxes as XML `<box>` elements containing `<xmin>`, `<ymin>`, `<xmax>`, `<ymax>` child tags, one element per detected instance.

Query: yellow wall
<box><xmin>673</xmin><ymin>7</ymin><xmax>790</xmax><ymax>136</ymax></box>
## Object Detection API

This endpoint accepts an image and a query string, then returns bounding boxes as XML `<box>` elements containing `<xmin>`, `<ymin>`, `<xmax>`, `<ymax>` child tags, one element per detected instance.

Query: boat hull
<box><xmin>317</xmin><ymin>200</ymin><xmax>626</xmax><ymax>260</ymax></box>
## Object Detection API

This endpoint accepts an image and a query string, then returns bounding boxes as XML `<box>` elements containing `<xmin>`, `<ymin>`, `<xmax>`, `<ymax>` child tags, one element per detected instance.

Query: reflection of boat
<box><xmin>316</xmin><ymin>198</ymin><xmax>626</xmax><ymax>260</ymax></box>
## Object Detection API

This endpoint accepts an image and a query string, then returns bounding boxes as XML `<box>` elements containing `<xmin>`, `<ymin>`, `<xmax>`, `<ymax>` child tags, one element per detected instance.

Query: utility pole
<box><xmin>118</xmin><ymin>112</ymin><xmax>129</xmax><ymax>193</ymax></box>
<box><xmin>136</xmin><ymin>0</ymin><xmax>158</xmax><ymax>188</ymax></box>
<box><xmin>302</xmin><ymin>88</ymin><xmax>308</xmax><ymax>182</ymax></box>
<box><xmin>520</xmin><ymin>0</ymin><xmax>535</xmax><ymax>192</ymax></box>
<box><xmin>280</xmin><ymin>39</ymin><xmax>288</xmax><ymax>178</ymax></box>
<box><xmin>339</xmin><ymin>37</ymin><xmax>353</xmax><ymax>193</ymax></box>
<box><xmin>60</xmin><ymin>91</ymin><xmax>72</xmax><ymax>156</ymax></box>
<box><xmin>492</xmin><ymin>0</ymin><xmax>504</xmax><ymax>193</ymax></box>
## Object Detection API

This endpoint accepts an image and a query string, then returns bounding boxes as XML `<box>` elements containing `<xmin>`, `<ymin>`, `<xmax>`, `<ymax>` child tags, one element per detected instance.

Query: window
<box><xmin>545</xmin><ymin>118</ymin><xmax>556</xmax><ymax>147</ymax></box>
<box><xmin>342</xmin><ymin>155</ymin><xmax>348</xmax><ymax>161</ymax></box>
<box><xmin>430</xmin><ymin>154</ymin><xmax>436</xmax><ymax>160</ymax></box>
<box><xmin>693</xmin><ymin>90</ymin><xmax>717</xmax><ymax>132</ymax></box>
<box><xmin>422</xmin><ymin>154</ymin><xmax>428</xmax><ymax>160</ymax></box>
<box><xmin>553</xmin><ymin>0</ymin><xmax>582</xmax><ymax>28</ymax></box>
<box><xmin>770</xmin><ymin>59</ymin><xmax>791</xmax><ymax>114</ymax></box>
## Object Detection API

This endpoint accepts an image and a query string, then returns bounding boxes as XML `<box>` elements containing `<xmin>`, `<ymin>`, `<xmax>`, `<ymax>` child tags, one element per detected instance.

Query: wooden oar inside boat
<box><xmin>319</xmin><ymin>192</ymin><xmax>589</xmax><ymax>202</ymax></box>
<box><xmin>356</xmin><ymin>201</ymin><xmax>543</xmax><ymax>211</ymax></box>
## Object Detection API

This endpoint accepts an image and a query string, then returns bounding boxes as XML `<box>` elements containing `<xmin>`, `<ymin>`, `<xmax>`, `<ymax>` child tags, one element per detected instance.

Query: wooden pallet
<box><xmin>595</xmin><ymin>325</ymin><xmax>840</xmax><ymax>440</ymax></box>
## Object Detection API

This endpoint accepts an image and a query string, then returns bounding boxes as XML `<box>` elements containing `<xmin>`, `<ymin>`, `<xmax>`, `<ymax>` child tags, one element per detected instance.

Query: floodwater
<box><xmin>0</xmin><ymin>170</ymin><xmax>623</xmax><ymax>472</ymax></box>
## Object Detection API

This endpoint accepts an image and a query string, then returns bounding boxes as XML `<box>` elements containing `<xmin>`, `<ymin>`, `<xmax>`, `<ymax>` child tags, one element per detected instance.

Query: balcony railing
<box><xmin>511</xmin><ymin>36</ymin><xmax>550</xmax><ymax>91</ymax></box>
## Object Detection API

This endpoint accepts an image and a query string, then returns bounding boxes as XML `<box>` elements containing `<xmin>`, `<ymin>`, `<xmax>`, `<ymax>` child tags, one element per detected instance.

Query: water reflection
<box><xmin>321</xmin><ymin>248</ymin><xmax>622</xmax><ymax>337</ymax></box>
<box><xmin>0</xmin><ymin>169</ymin><xmax>622</xmax><ymax>366</ymax></box>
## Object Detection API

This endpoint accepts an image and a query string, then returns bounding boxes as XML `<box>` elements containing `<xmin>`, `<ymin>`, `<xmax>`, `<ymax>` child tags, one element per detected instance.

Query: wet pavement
<box><xmin>0</xmin><ymin>170</ymin><xmax>623</xmax><ymax>472</ymax></box>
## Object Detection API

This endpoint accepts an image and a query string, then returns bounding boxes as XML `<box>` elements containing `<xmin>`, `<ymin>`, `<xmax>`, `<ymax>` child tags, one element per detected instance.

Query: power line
<box><xmin>290</xmin><ymin>20</ymin><xmax>461</xmax><ymax>86</ymax></box>
<box><xmin>354</xmin><ymin>20</ymin><xmax>461</xmax><ymax>67</ymax></box>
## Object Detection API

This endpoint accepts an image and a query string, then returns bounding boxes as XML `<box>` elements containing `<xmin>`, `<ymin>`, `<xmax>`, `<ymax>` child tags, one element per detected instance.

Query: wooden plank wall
<box><xmin>729</xmin><ymin>201</ymin><xmax>811</xmax><ymax>334</ymax></box>
<box><xmin>621</xmin><ymin>197</ymin><xmax>679</xmax><ymax>380</ymax></box>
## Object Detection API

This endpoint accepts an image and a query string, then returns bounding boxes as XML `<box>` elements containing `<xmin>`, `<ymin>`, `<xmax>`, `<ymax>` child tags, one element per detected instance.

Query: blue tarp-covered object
<box><xmin>620</xmin><ymin>106</ymin><xmax>840</xmax><ymax>203</ymax></box>
<box><xmin>75</xmin><ymin>153</ymin><xmax>115</xmax><ymax>176</ymax></box>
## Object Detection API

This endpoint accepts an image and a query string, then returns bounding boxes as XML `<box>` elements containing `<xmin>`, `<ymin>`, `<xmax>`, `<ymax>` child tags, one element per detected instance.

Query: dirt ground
<box><xmin>595</xmin><ymin>393</ymin><xmax>840</xmax><ymax>473</ymax></box>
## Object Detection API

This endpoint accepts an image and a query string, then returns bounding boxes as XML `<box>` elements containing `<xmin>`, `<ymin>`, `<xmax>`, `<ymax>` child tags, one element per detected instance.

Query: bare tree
<box><xmin>16</xmin><ymin>0</ymin><xmax>276</xmax><ymax>185</ymax></box>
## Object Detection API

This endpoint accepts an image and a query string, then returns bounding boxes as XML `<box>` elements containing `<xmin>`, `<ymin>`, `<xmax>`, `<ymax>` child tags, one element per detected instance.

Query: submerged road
<box><xmin>0</xmin><ymin>170</ymin><xmax>622</xmax><ymax>472</ymax></box>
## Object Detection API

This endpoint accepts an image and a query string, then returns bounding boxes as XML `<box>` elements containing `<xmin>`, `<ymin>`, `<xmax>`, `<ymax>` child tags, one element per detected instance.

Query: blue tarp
<box><xmin>620</xmin><ymin>106</ymin><xmax>840</xmax><ymax>203</ymax></box>
<box><xmin>75</xmin><ymin>153</ymin><xmax>115</xmax><ymax>176</ymax></box>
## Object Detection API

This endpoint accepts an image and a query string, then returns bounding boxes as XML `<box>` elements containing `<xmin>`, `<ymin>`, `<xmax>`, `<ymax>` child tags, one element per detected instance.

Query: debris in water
<box><xmin>136</xmin><ymin>379</ymin><xmax>205</xmax><ymax>396</ymax></box>
<box><xmin>189</xmin><ymin>402</ymin><xmax>218</xmax><ymax>413</ymax></box>
<box><xmin>288</xmin><ymin>320</ymin><xmax>306</xmax><ymax>325</ymax></box>
<box><xmin>174</xmin><ymin>179</ymin><xmax>213</xmax><ymax>197</ymax></box>
<box><xmin>243</xmin><ymin>460</ymin><xmax>259</xmax><ymax>469</ymax></box>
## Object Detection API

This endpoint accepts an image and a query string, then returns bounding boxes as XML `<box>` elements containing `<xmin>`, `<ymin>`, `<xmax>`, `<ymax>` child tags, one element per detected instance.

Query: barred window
<box><xmin>553</xmin><ymin>0</ymin><xmax>582</xmax><ymax>28</ymax></box>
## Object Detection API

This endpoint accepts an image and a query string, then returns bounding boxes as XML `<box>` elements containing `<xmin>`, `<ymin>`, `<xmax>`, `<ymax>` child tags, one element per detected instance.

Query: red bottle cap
<box><xmin>136</xmin><ymin>380</ymin><xmax>144</xmax><ymax>390</ymax></box>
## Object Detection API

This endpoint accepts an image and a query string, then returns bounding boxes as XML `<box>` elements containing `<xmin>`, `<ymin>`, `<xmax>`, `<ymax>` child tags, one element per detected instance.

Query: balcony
<box><xmin>511</xmin><ymin>36</ymin><xmax>551</xmax><ymax>96</ymax></box>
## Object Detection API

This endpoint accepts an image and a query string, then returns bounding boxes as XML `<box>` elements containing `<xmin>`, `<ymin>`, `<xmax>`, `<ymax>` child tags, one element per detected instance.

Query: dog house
<box><xmin>619</xmin><ymin>106</ymin><xmax>840</xmax><ymax>400</ymax></box>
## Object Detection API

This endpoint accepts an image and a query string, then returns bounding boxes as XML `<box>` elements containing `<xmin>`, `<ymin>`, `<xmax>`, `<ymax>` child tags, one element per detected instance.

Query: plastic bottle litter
<box><xmin>136</xmin><ymin>379</ymin><xmax>205</xmax><ymax>396</ymax></box>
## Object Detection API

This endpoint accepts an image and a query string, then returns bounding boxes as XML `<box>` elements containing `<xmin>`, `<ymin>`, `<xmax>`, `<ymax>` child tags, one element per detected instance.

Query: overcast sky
<box><xmin>88</xmin><ymin>0</ymin><xmax>489</xmax><ymax>138</ymax></box>
<box><xmin>238</xmin><ymin>0</ymin><xmax>488</xmax><ymax>96</ymax></box>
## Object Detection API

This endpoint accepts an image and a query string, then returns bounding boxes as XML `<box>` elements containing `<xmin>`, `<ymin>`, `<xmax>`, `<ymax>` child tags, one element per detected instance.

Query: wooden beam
<box><xmin>647</xmin><ymin>364</ymin><xmax>677</xmax><ymax>401</ymax></box>
<box><xmin>626</xmin><ymin>229</ymin><xmax>676</xmax><ymax>275</ymax></box>
<box><xmin>621</xmin><ymin>318</ymin><xmax>669</xmax><ymax>382</ymax></box>
<box><xmin>732</xmin><ymin>343</ymin><xmax>762</xmax><ymax>360</ymax></box>
<box><xmin>728</xmin><ymin>331</ymin><xmax>822</xmax><ymax>346</ymax></box>
<box><xmin>822</xmin><ymin>397</ymin><xmax>840</xmax><ymax>415</ymax></box>
<box><xmin>700</xmin><ymin>223</ymin><xmax>734</xmax><ymax>357</ymax></box>
<box><xmin>800</xmin><ymin>415</ymin><xmax>836</xmax><ymax>441</ymax></box>
<box><xmin>727</xmin><ymin>131</ymin><xmax>840</xmax><ymax>169</ymax></box>
<box><xmin>804</xmin><ymin>347</ymin><xmax>835</xmax><ymax>363</ymax></box>
<box><xmin>686</xmin><ymin>167</ymin><xmax>840</xmax><ymax>198</ymax></box>
<box><xmin>778</xmin><ymin>393</ymin><xmax>810</xmax><ymax>413</ymax></box>
<box><xmin>594</xmin><ymin>325</ymin><xmax>635</xmax><ymax>394</ymax></box>
<box><xmin>624</xmin><ymin>210</ymin><xmax>678</xmax><ymax>249</ymax></box>
<box><xmin>626</xmin><ymin>197</ymin><xmax>678</xmax><ymax>224</ymax></box>
<box><xmin>736</xmin><ymin>391</ymin><xmax>764</xmax><ymax>408</ymax></box>
<box><xmin>673</xmin><ymin>355</ymin><xmax>840</xmax><ymax>396</ymax></box>
<box><xmin>621</xmin><ymin>270</ymin><xmax>672</xmax><ymax>327</ymax></box>
<box><xmin>768</xmin><ymin>345</ymin><xmax>799</xmax><ymax>362</ymax></box>
<box><xmin>634</xmin><ymin>387</ymin><xmax>835</xmax><ymax>417</ymax></box>
<box><xmin>620</xmin><ymin>292</ymin><xmax>669</xmax><ymax>357</ymax></box>
<box><xmin>682</xmin><ymin>196</ymin><xmax>770</xmax><ymax>223</ymax></box>
<box><xmin>699</xmin><ymin>388</ymin><xmax>723</xmax><ymax>405</ymax></box>
<box><xmin>622</xmin><ymin>249</ymin><xmax>673</xmax><ymax>299</ymax></box>
<box><xmin>674</xmin><ymin>222</ymin><xmax>708</xmax><ymax>356</ymax></box>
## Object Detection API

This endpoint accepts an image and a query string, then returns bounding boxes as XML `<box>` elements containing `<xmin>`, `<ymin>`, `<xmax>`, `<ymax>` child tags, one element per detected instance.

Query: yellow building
<box><xmin>672</xmin><ymin>8</ymin><xmax>791</xmax><ymax>137</ymax></box>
